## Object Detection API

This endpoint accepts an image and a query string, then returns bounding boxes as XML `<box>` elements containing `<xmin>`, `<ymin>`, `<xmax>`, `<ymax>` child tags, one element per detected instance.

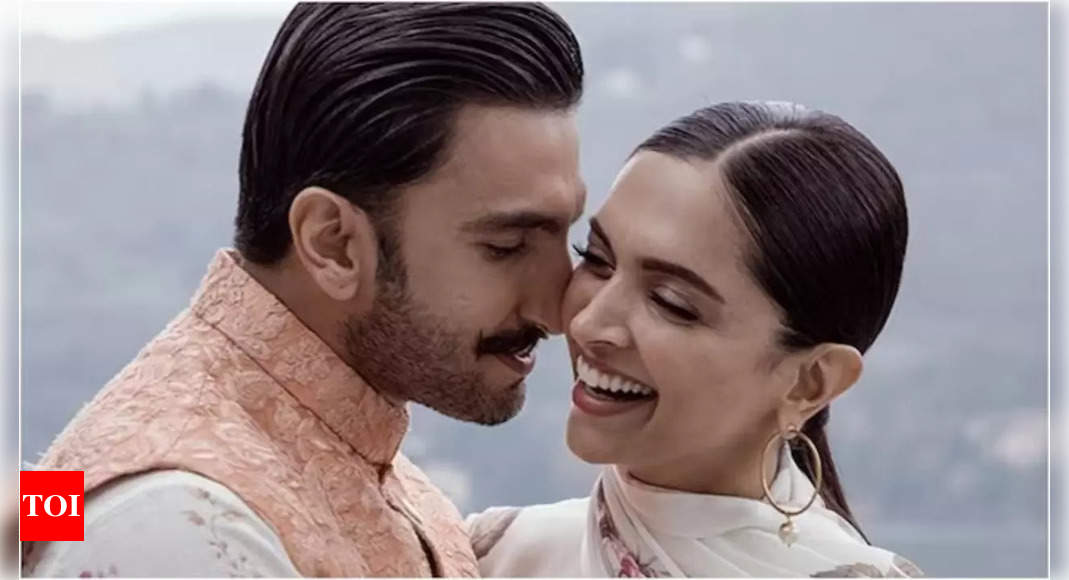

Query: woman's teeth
<box><xmin>576</xmin><ymin>356</ymin><xmax>656</xmax><ymax>399</ymax></box>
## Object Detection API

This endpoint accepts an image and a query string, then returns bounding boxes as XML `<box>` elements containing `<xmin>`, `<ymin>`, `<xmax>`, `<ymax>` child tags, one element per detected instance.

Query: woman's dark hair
<box><xmin>637</xmin><ymin>101</ymin><xmax>908</xmax><ymax>540</ymax></box>
<box><xmin>236</xmin><ymin>2</ymin><xmax>584</xmax><ymax>265</ymax></box>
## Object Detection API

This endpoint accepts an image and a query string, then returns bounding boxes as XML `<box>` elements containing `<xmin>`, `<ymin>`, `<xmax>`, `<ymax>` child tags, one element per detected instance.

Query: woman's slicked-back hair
<box><xmin>235</xmin><ymin>2</ymin><xmax>584</xmax><ymax>264</ymax></box>
<box><xmin>638</xmin><ymin>101</ymin><xmax>908</xmax><ymax>539</ymax></box>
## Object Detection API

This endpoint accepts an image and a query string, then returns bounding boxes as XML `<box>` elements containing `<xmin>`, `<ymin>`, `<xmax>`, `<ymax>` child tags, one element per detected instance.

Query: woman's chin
<box><xmin>565</xmin><ymin>413</ymin><xmax>628</xmax><ymax>465</ymax></box>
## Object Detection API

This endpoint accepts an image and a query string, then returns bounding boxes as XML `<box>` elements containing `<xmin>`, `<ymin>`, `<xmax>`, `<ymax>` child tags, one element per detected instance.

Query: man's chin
<box><xmin>436</xmin><ymin>378</ymin><xmax>526</xmax><ymax>426</ymax></box>
<box><xmin>475</xmin><ymin>384</ymin><xmax>526</xmax><ymax>426</ymax></box>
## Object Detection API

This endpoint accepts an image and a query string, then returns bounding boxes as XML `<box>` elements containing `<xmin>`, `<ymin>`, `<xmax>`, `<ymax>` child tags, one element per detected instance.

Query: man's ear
<box><xmin>288</xmin><ymin>186</ymin><xmax>378</xmax><ymax>304</ymax></box>
<box><xmin>779</xmin><ymin>343</ymin><xmax>863</xmax><ymax>428</ymax></box>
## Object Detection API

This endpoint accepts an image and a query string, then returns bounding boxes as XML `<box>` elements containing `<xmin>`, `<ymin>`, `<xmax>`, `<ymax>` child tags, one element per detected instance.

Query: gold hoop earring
<box><xmin>760</xmin><ymin>425</ymin><xmax>823</xmax><ymax>546</ymax></box>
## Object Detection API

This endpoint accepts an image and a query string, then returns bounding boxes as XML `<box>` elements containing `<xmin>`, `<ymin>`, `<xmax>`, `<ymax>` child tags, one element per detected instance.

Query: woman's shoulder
<box><xmin>466</xmin><ymin>497</ymin><xmax>589</xmax><ymax>576</ymax></box>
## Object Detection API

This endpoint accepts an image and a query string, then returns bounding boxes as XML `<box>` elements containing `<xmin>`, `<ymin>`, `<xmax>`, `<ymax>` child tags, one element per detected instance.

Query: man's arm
<box><xmin>22</xmin><ymin>469</ymin><xmax>299</xmax><ymax>578</ymax></box>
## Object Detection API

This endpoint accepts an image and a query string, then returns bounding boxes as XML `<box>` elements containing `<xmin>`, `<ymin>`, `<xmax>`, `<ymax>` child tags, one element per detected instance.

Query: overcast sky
<box><xmin>22</xmin><ymin>0</ymin><xmax>1050</xmax><ymax>40</ymax></box>
<box><xmin>22</xmin><ymin>1</ymin><xmax>292</xmax><ymax>39</ymax></box>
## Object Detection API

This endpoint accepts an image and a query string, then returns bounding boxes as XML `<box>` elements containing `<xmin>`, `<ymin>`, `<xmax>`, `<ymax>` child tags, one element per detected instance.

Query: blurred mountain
<box><xmin>22</xmin><ymin>17</ymin><xmax>279</xmax><ymax>109</ymax></box>
<box><xmin>20</xmin><ymin>3</ymin><xmax>1047</xmax><ymax>576</ymax></box>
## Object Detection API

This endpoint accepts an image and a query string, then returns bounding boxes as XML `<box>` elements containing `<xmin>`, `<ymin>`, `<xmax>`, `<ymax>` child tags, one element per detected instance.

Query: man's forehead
<box><xmin>440</xmin><ymin>106</ymin><xmax>578</xmax><ymax>177</ymax></box>
<box><xmin>422</xmin><ymin>104</ymin><xmax>584</xmax><ymax>231</ymax></box>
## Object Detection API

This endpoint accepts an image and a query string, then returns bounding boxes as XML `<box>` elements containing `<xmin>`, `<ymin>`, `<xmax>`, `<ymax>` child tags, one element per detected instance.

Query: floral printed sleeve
<box><xmin>22</xmin><ymin>470</ymin><xmax>300</xmax><ymax>578</ymax></box>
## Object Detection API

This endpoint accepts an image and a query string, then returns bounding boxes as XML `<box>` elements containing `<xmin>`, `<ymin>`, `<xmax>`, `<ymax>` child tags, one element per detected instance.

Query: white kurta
<box><xmin>23</xmin><ymin>470</ymin><xmax>300</xmax><ymax>578</ymax></box>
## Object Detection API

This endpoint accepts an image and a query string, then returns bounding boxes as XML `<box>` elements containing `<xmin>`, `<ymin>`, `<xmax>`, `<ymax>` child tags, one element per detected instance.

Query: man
<box><xmin>23</xmin><ymin>3</ymin><xmax>585</xmax><ymax>576</ymax></box>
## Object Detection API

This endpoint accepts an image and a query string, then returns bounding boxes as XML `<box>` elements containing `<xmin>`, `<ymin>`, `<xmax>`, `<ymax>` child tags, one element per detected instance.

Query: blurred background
<box><xmin>19</xmin><ymin>2</ymin><xmax>1047</xmax><ymax>576</ymax></box>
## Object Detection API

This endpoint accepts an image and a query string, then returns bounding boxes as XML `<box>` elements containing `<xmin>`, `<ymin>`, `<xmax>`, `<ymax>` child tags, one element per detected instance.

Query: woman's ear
<box><xmin>288</xmin><ymin>186</ymin><xmax>378</xmax><ymax>305</ymax></box>
<box><xmin>780</xmin><ymin>343</ymin><xmax>862</xmax><ymax>427</ymax></box>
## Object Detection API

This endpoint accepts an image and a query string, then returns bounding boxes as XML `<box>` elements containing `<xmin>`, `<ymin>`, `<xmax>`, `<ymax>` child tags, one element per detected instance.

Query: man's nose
<box><xmin>518</xmin><ymin>246</ymin><xmax>574</xmax><ymax>335</ymax></box>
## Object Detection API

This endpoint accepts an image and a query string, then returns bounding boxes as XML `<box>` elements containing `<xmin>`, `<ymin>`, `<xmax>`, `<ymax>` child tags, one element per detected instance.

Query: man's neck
<box><xmin>237</xmin><ymin>254</ymin><xmax>408</xmax><ymax>409</ymax></box>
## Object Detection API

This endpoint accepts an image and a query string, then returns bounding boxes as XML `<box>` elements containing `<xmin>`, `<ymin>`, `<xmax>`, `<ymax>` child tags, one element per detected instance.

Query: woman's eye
<box><xmin>484</xmin><ymin>242</ymin><xmax>526</xmax><ymax>260</ymax></box>
<box><xmin>650</xmin><ymin>292</ymin><xmax>699</xmax><ymax>322</ymax></box>
<box><xmin>572</xmin><ymin>244</ymin><xmax>613</xmax><ymax>277</ymax></box>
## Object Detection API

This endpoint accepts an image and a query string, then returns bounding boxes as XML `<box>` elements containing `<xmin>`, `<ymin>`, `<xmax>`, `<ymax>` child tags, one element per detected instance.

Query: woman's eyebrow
<box><xmin>640</xmin><ymin>257</ymin><xmax>724</xmax><ymax>303</ymax></box>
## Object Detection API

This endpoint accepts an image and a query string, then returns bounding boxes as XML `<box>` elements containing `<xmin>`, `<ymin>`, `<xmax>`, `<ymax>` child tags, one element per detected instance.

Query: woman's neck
<box><xmin>624</xmin><ymin>443</ymin><xmax>780</xmax><ymax>500</ymax></box>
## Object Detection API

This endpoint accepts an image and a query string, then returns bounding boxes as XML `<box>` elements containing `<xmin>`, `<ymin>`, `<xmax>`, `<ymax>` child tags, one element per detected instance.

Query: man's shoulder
<box><xmin>77</xmin><ymin>307</ymin><xmax>228</xmax><ymax>406</ymax></box>
<box><xmin>111</xmin><ymin>308</ymin><xmax>235</xmax><ymax>381</ymax></box>
<box><xmin>35</xmin><ymin>308</ymin><xmax>263</xmax><ymax>476</ymax></box>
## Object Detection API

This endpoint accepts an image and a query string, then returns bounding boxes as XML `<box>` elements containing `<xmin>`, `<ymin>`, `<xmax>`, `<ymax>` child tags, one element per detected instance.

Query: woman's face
<box><xmin>563</xmin><ymin>150</ymin><xmax>797</xmax><ymax>492</ymax></box>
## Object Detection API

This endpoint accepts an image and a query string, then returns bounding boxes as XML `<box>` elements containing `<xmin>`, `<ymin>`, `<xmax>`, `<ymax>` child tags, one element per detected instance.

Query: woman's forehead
<box><xmin>599</xmin><ymin>151</ymin><xmax>748</xmax><ymax>267</ymax></box>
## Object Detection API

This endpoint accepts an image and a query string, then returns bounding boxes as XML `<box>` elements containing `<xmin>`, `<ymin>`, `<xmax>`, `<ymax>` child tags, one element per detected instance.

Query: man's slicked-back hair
<box><xmin>235</xmin><ymin>2</ymin><xmax>584</xmax><ymax>264</ymax></box>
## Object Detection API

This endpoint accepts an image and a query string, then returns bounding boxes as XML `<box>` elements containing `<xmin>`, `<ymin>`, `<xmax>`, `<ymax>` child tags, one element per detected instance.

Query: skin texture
<box><xmin>246</xmin><ymin>104</ymin><xmax>587</xmax><ymax>425</ymax></box>
<box><xmin>563</xmin><ymin>150</ymin><xmax>861</xmax><ymax>498</ymax></box>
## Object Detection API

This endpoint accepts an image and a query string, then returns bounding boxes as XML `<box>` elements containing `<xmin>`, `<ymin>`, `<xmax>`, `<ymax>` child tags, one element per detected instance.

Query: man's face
<box><xmin>346</xmin><ymin>104</ymin><xmax>585</xmax><ymax>425</ymax></box>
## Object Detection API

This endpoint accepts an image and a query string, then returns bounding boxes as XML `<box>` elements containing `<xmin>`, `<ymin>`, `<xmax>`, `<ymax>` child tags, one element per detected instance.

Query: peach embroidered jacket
<box><xmin>24</xmin><ymin>249</ymin><xmax>479</xmax><ymax>577</ymax></box>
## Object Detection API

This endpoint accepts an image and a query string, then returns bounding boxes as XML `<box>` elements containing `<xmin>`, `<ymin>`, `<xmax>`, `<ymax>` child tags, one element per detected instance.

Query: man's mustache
<box><xmin>477</xmin><ymin>325</ymin><xmax>548</xmax><ymax>356</ymax></box>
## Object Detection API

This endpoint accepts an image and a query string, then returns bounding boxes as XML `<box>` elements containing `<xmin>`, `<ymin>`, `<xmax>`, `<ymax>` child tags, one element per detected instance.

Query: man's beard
<box><xmin>343</xmin><ymin>257</ymin><xmax>542</xmax><ymax>426</ymax></box>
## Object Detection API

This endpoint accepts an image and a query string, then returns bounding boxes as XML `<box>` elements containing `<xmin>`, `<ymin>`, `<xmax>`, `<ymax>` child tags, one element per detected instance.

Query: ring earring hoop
<box><xmin>760</xmin><ymin>425</ymin><xmax>823</xmax><ymax>546</ymax></box>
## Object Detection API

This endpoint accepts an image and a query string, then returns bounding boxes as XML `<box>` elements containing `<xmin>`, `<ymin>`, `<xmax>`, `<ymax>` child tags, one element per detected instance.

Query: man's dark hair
<box><xmin>234</xmin><ymin>2</ymin><xmax>584</xmax><ymax>265</ymax></box>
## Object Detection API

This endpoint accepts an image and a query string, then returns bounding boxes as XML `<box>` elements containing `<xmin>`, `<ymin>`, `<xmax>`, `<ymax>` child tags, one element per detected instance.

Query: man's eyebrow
<box><xmin>641</xmin><ymin>257</ymin><xmax>725</xmax><ymax>303</ymax></box>
<box><xmin>461</xmin><ymin>210</ymin><xmax>569</xmax><ymax>234</ymax></box>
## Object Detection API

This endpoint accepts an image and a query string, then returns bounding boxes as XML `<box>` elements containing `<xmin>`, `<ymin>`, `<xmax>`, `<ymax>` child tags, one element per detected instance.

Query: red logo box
<box><xmin>20</xmin><ymin>471</ymin><xmax>84</xmax><ymax>541</ymax></box>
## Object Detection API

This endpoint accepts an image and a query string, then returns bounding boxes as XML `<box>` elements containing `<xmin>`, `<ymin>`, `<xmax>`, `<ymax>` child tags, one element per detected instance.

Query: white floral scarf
<box><xmin>583</xmin><ymin>446</ymin><xmax>923</xmax><ymax>578</ymax></box>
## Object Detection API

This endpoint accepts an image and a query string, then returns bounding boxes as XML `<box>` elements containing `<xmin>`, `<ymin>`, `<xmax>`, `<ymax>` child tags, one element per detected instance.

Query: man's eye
<box><xmin>484</xmin><ymin>242</ymin><xmax>526</xmax><ymax>260</ymax></box>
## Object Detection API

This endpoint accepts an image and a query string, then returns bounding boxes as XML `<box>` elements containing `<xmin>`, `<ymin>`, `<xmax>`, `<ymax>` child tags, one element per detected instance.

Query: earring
<box><xmin>760</xmin><ymin>425</ymin><xmax>823</xmax><ymax>547</ymax></box>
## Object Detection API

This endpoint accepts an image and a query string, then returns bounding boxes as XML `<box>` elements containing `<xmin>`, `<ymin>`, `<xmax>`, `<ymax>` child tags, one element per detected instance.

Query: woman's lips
<box><xmin>571</xmin><ymin>379</ymin><xmax>655</xmax><ymax>416</ymax></box>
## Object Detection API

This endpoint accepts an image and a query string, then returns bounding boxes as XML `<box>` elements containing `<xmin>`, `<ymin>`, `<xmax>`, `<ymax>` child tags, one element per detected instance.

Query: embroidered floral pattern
<box><xmin>76</xmin><ymin>565</ymin><xmax>118</xmax><ymax>578</ymax></box>
<box><xmin>595</xmin><ymin>484</ymin><xmax>670</xmax><ymax>578</ymax></box>
<box><xmin>33</xmin><ymin>250</ymin><xmax>479</xmax><ymax>578</ymax></box>
<box><xmin>889</xmin><ymin>555</ymin><xmax>924</xmax><ymax>578</ymax></box>
<box><xmin>812</xmin><ymin>563</ymin><xmax>887</xmax><ymax>577</ymax></box>
<box><xmin>811</xmin><ymin>556</ymin><xmax>924</xmax><ymax>578</ymax></box>
<box><xmin>181</xmin><ymin>486</ymin><xmax>269</xmax><ymax>577</ymax></box>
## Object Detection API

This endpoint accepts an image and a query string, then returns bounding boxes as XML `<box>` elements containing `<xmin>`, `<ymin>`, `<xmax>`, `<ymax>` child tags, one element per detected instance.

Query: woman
<box><xmin>467</xmin><ymin>101</ymin><xmax>921</xmax><ymax>578</ymax></box>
